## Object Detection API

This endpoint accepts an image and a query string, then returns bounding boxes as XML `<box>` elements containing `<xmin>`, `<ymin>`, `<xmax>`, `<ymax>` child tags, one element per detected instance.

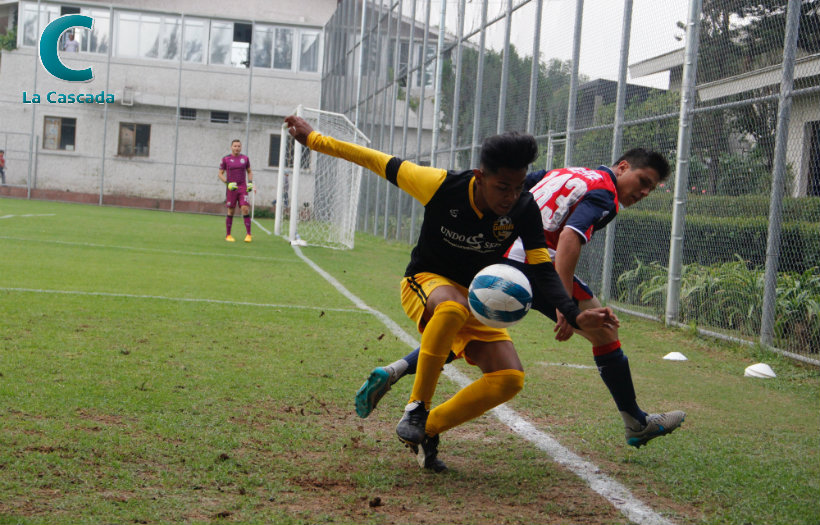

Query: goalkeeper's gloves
<box><xmin>227</xmin><ymin>182</ymin><xmax>237</xmax><ymax>190</ymax></box>
<box><xmin>247</xmin><ymin>182</ymin><xmax>254</xmax><ymax>192</ymax></box>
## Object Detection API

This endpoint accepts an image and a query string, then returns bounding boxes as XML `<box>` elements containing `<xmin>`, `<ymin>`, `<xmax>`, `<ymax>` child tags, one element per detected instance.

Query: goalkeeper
<box><xmin>218</xmin><ymin>139</ymin><xmax>255</xmax><ymax>243</ymax></box>
<box><xmin>286</xmin><ymin>114</ymin><xmax>618</xmax><ymax>473</ymax></box>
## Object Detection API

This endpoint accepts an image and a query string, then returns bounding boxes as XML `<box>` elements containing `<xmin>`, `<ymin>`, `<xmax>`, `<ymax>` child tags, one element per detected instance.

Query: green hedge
<box><xmin>615</xmin><ymin>209</ymin><xmax>820</xmax><ymax>274</ymax></box>
<box><xmin>636</xmin><ymin>193</ymin><xmax>820</xmax><ymax>222</ymax></box>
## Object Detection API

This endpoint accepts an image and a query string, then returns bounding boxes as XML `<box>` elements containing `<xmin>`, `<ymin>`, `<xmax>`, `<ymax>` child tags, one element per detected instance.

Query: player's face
<box><xmin>473</xmin><ymin>166</ymin><xmax>527</xmax><ymax>216</ymax></box>
<box><xmin>616</xmin><ymin>162</ymin><xmax>660</xmax><ymax>207</ymax></box>
<box><xmin>231</xmin><ymin>141</ymin><xmax>242</xmax><ymax>155</ymax></box>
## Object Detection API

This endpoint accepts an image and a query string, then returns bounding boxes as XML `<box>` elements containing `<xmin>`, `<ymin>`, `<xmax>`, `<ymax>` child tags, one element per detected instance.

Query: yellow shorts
<box><xmin>400</xmin><ymin>272</ymin><xmax>511</xmax><ymax>360</ymax></box>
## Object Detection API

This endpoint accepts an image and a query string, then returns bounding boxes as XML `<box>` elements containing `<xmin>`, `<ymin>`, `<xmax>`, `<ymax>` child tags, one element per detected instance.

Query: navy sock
<box><xmin>403</xmin><ymin>347</ymin><xmax>456</xmax><ymax>376</ymax></box>
<box><xmin>594</xmin><ymin>348</ymin><xmax>647</xmax><ymax>426</ymax></box>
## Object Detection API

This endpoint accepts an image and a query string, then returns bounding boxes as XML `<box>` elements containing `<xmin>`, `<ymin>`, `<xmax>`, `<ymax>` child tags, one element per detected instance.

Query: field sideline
<box><xmin>1</xmin><ymin>197</ymin><xmax>817</xmax><ymax>524</ymax></box>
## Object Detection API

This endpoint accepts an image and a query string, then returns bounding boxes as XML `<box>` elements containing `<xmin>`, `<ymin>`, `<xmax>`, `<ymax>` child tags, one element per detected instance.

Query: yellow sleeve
<box><xmin>525</xmin><ymin>248</ymin><xmax>552</xmax><ymax>264</ymax></box>
<box><xmin>306</xmin><ymin>131</ymin><xmax>446</xmax><ymax>205</ymax></box>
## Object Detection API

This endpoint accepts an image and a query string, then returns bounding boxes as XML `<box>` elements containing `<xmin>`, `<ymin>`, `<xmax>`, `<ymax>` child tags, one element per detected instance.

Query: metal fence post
<box><xmin>761</xmin><ymin>0</ymin><xmax>802</xmax><ymax>346</ymax></box>
<box><xmin>497</xmin><ymin>0</ymin><xmax>513</xmax><ymax>134</ymax></box>
<box><xmin>449</xmin><ymin>0</ymin><xmax>467</xmax><ymax>167</ymax></box>
<box><xmin>469</xmin><ymin>0</ymin><xmax>489</xmax><ymax>168</ymax></box>
<box><xmin>430</xmin><ymin>0</ymin><xmax>447</xmax><ymax>167</ymax></box>
<box><xmin>665</xmin><ymin>0</ymin><xmax>702</xmax><ymax>325</ymax></box>
<box><xmin>564</xmin><ymin>0</ymin><xmax>584</xmax><ymax>167</ymax></box>
<box><xmin>600</xmin><ymin>0</ymin><xmax>633</xmax><ymax>304</ymax></box>
<box><xmin>526</xmin><ymin>0</ymin><xmax>544</xmax><ymax>136</ymax></box>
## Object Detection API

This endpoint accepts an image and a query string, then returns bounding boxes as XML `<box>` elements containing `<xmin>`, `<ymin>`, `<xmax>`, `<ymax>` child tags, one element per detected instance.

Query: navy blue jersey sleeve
<box><xmin>564</xmin><ymin>188</ymin><xmax>616</xmax><ymax>243</ymax></box>
<box><xmin>523</xmin><ymin>170</ymin><xmax>547</xmax><ymax>192</ymax></box>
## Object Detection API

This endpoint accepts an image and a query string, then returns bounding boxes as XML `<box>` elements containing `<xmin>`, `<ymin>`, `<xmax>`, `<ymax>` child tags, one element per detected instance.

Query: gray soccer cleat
<box><xmin>396</xmin><ymin>401</ymin><xmax>428</xmax><ymax>446</ymax></box>
<box><xmin>416</xmin><ymin>433</ymin><xmax>448</xmax><ymax>473</ymax></box>
<box><xmin>623</xmin><ymin>410</ymin><xmax>686</xmax><ymax>448</ymax></box>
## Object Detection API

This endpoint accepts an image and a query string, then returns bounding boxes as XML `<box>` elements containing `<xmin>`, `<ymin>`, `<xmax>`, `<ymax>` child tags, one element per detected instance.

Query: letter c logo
<box><xmin>39</xmin><ymin>14</ymin><xmax>94</xmax><ymax>82</ymax></box>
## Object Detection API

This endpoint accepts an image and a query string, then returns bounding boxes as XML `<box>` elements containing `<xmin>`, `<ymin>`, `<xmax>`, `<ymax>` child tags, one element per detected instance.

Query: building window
<box><xmin>252</xmin><ymin>24</ymin><xmax>322</xmax><ymax>73</ymax></box>
<box><xmin>116</xmin><ymin>12</ymin><xmax>180</xmax><ymax>61</ymax></box>
<box><xmin>269</xmin><ymin>134</ymin><xmax>309</xmax><ymax>169</ymax></box>
<box><xmin>210</xmin><ymin>21</ymin><xmax>251</xmax><ymax>68</ymax></box>
<box><xmin>43</xmin><ymin>116</ymin><xmax>76</xmax><ymax>151</ymax></box>
<box><xmin>183</xmin><ymin>18</ymin><xmax>207</xmax><ymax>63</ymax></box>
<box><xmin>180</xmin><ymin>108</ymin><xmax>197</xmax><ymax>121</ymax></box>
<box><xmin>118</xmin><ymin>123</ymin><xmax>151</xmax><ymax>157</ymax></box>
<box><xmin>211</xmin><ymin>111</ymin><xmax>229</xmax><ymax>124</ymax></box>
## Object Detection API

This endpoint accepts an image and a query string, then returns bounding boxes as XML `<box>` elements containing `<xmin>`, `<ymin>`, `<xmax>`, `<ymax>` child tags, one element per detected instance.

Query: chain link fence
<box><xmin>322</xmin><ymin>0</ymin><xmax>820</xmax><ymax>362</ymax></box>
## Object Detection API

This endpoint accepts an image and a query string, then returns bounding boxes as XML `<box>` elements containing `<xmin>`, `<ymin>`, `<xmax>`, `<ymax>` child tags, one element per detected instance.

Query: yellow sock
<box><xmin>409</xmin><ymin>301</ymin><xmax>470</xmax><ymax>408</ymax></box>
<box><xmin>426</xmin><ymin>369</ymin><xmax>524</xmax><ymax>436</ymax></box>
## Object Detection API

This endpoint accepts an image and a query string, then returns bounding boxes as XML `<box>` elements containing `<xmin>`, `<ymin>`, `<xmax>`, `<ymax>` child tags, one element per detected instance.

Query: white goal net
<box><xmin>274</xmin><ymin>106</ymin><xmax>368</xmax><ymax>250</ymax></box>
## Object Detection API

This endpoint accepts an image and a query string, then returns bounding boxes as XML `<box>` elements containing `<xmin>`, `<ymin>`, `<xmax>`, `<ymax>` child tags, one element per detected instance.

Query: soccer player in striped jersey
<box><xmin>218</xmin><ymin>139</ymin><xmax>255</xmax><ymax>243</ymax></box>
<box><xmin>356</xmin><ymin>150</ymin><xmax>686</xmax><ymax>449</ymax></box>
<box><xmin>285</xmin><ymin>115</ymin><xmax>618</xmax><ymax>472</ymax></box>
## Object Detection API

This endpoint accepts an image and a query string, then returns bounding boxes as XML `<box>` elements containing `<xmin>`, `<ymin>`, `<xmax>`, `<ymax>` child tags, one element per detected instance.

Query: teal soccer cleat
<box><xmin>355</xmin><ymin>367</ymin><xmax>392</xmax><ymax>418</ymax></box>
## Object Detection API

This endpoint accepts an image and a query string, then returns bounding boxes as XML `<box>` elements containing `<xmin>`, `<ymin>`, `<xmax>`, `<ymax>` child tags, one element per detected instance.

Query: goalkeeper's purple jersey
<box><xmin>220</xmin><ymin>154</ymin><xmax>250</xmax><ymax>184</ymax></box>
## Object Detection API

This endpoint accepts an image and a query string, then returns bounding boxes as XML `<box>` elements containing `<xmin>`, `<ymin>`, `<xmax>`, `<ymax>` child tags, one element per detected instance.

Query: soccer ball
<box><xmin>468</xmin><ymin>264</ymin><xmax>533</xmax><ymax>328</ymax></box>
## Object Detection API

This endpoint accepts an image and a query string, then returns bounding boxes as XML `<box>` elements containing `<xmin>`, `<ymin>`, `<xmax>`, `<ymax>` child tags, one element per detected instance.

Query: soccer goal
<box><xmin>274</xmin><ymin>105</ymin><xmax>369</xmax><ymax>250</ymax></box>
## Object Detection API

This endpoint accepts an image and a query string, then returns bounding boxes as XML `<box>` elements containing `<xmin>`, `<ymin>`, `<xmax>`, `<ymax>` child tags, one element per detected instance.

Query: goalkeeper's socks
<box><xmin>593</xmin><ymin>344</ymin><xmax>647</xmax><ymax>426</ymax></box>
<box><xmin>226</xmin><ymin>215</ymin><xmax>233</xmax><ymax>236</ymax></box>
<box><xmin>401</xmin><ymin>347</ymin><xmax>457</xmax><ymax>377</ymax></box>
<box><xmin>243</xmin><ymin>215</ymin><xmax>251</xmax><ymax>234</ymax></box>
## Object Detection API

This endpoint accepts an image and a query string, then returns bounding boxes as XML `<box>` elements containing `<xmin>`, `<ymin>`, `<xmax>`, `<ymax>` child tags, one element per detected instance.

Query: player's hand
<box><xmin>553</xmin><ymin>310</ymin><xmax>575</xmax><ymax>341</ymax></box>
<box><xmin>285</xmin><ymin>115</ymin><xmax>314</xmax><ymax>146</ymax></box>
<box><xmin>247</xmin><ymin>182</ymin><xmax>254</xmax><ymax>192</ymax></box>
<box><xmin>575</xmin><ymin>307</ymin><xmax>620</xmax><ymax>332</ymax></box>
<box><xmin>227</xmin><ymin>182</ymin><xmax>237</xmax><ymax>191</ymax></box>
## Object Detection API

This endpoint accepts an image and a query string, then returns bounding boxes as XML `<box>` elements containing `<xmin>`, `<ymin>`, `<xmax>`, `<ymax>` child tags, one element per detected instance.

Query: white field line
<box><xmin>0</xmin><ymin>287</ymin><xmax>365</xmax><ymax>314</ymax></box>
<box><xmin>537</xmin><ymin>361</ymin><xmax>597</xmax><ymax>370</ymax></box>
<box><xmin>0</xmin><ymin>235</ymin><xmax>290</xmax><ymax>262</ymax></box>
<box><xmin>0</xmin><ymin>214</ymin><xmax>56</xmax><ymax>219</ymax></box>
<box><xmin>291</xmin><ymin>245</ymin><xmax>675</xmax><ymax>525</ymax></box>
<box><xmin>252</xmin><ymin>218</ymin><xmax>272</xmax><ymax>235</ymax></box>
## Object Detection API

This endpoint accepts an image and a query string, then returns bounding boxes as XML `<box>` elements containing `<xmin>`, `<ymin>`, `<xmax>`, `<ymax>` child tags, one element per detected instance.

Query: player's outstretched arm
<box><xmin>285</xmin><ymin>114</ymin><xmax>445</xmax><ymax>206</ymax></box>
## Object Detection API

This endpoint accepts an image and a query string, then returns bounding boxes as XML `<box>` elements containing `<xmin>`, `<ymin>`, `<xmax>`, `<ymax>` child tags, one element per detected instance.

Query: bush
<box><xmin>616</xmin><ymin>257</ymin><xmax>820</xmax><ymax>353</ymax></box>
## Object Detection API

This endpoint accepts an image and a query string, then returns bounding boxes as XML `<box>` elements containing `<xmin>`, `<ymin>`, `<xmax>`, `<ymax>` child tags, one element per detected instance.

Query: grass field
<box><xmin>0</xmin><ymin>197</ymin><xmax>818</xmax><ymax>525</ymax></box>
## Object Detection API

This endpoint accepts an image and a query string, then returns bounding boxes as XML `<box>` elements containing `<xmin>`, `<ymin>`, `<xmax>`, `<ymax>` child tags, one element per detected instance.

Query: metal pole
<box><xmin>371</xmin><ymin>0</ymin><xmax>386</xmax><ymax>236</ymax></box>
<box><xmin>761</xmin><ymin>0</ymin><xmax>802</xmax><ymax>345</ymax></box>
<box><xmin>288</xmin><ymin>105</ymin><xmax>304</xmax><ymax>242</ymax></box>
<box><xmin>274</xmin><ymin>123</ymin><xmax>288</xmax><ymax>236</ymax></box>
<box><xmin>600</xmin><ymin>0</ymin><xmax>633</xmax><ymax>303</ymax></box>
<box><xmin>449</xmin><ymin>0</ymin><xmax>467</xmax><ymax>167</ymax></box>
<box><xmin>99</xmin><ymin>7</ymin><xmax>114</xmax><ymax>207</ymax></box>
<box><xmin>354</xmin><ymin>0</ymin><xmax>368</xmax><ymax>131</ymax></box>
<box><xmin>430</xmin><ymin>0</ymin><xmax>447</xmax><ymax>166</ymax></box>
<box><xmin>171</xmin><ymin>13</ymin><xmax>185</xmax><ymax>212</ymax></box>
<box><xmin>564</xmin><ymin>0</ymin><xmax>584</xmax><ymax>167</ymax></box>
<box><xmin>245</xmin><ymin>22</ymin><xmax>254</xmax><ymax>160</ymax></box>
<box><xmin>497</xmin><ymin>0</ymin><xmax>513</xmax><ymax>133</ymax></box>
<box><xmin>469</xmin><ymin>0</ymin><xmax>489</xmax><ymax>167</ymax></box>
<box><xmin>665</xmin><ymin>0</ymin><xmax>702</xmax><ymax>325</ymax></box>
<box><xmin>382</xmin><ymin>1</ymin><xmax>400</xmax><ymax>239</ymax></box>
<box><xmin>27</xmin><ymin>0</ymin><xmax>41</xmax><ymax>201</ymax></box>
<box><xmin>398</xmin><ymin>0</ymin><xmax>419</xmax><ymax>241</ymax></box>
<box><xmin>388</xmin><ymin>0</ymin><xmax>404</xmax><ymax>241</ymax></box>
<box><xmin>526</xmin><ymin>0</ymin><xmax>544</xmax><ymax>135</ymax></box>
<box><xmin>410</xmin><ymin>0</ymin><xmax>433</xmax><ymax>242</ymax></box>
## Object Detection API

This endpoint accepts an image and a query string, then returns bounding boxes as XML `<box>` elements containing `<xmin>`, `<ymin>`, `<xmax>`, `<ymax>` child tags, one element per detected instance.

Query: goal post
<box><xmin>274</xmin><ymin>105</ymin><xmax>369</xmax><ymax>250</ymax></box>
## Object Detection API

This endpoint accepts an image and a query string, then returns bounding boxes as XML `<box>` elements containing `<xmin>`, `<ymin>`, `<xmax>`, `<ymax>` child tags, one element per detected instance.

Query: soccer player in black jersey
<box><xmin>286</xmin><ymin>115</ymin><xmax>618</xmax><ymax>472</ymax></box>
<box><xmin>356</xmin><ymin>152</ymin><xmax>686</xmax><ymax>451</ymax></box>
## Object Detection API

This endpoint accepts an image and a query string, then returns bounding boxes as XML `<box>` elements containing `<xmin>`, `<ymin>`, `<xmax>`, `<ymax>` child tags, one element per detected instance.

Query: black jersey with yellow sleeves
<box><xmin>305</xmin><ymin>130</ymin><xmax>582</xmax><ymax>326</ymax></box>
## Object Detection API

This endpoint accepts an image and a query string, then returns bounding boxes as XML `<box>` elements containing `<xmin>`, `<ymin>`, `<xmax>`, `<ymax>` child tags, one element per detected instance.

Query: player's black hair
<box><xmin>480</xmin><ymin>132</ymin><xmax>539</xmax><ymax>174</ymax></box>
<box><xmin>615</xmin><ymin>148</ymin><xmax>670</xmax><ymax>180</ymax></box>
<box><xmin>231</xmin><ymin>139</ymin><xmax>241</xmax><ymax>145</ymax></box>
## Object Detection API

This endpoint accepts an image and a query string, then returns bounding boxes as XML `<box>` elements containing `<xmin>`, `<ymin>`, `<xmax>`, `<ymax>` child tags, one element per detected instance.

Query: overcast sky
<box><xmin>417</xmin><ymin>0</ymin><xmax>691</xmax><ymax>89</ymax></box>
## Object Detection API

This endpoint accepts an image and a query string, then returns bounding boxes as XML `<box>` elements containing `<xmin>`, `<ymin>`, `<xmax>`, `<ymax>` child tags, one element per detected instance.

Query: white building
<box><xmin>0</xmin><ymin>0</ymin><xmax>338</xmax><ymax>211</ymax></box>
